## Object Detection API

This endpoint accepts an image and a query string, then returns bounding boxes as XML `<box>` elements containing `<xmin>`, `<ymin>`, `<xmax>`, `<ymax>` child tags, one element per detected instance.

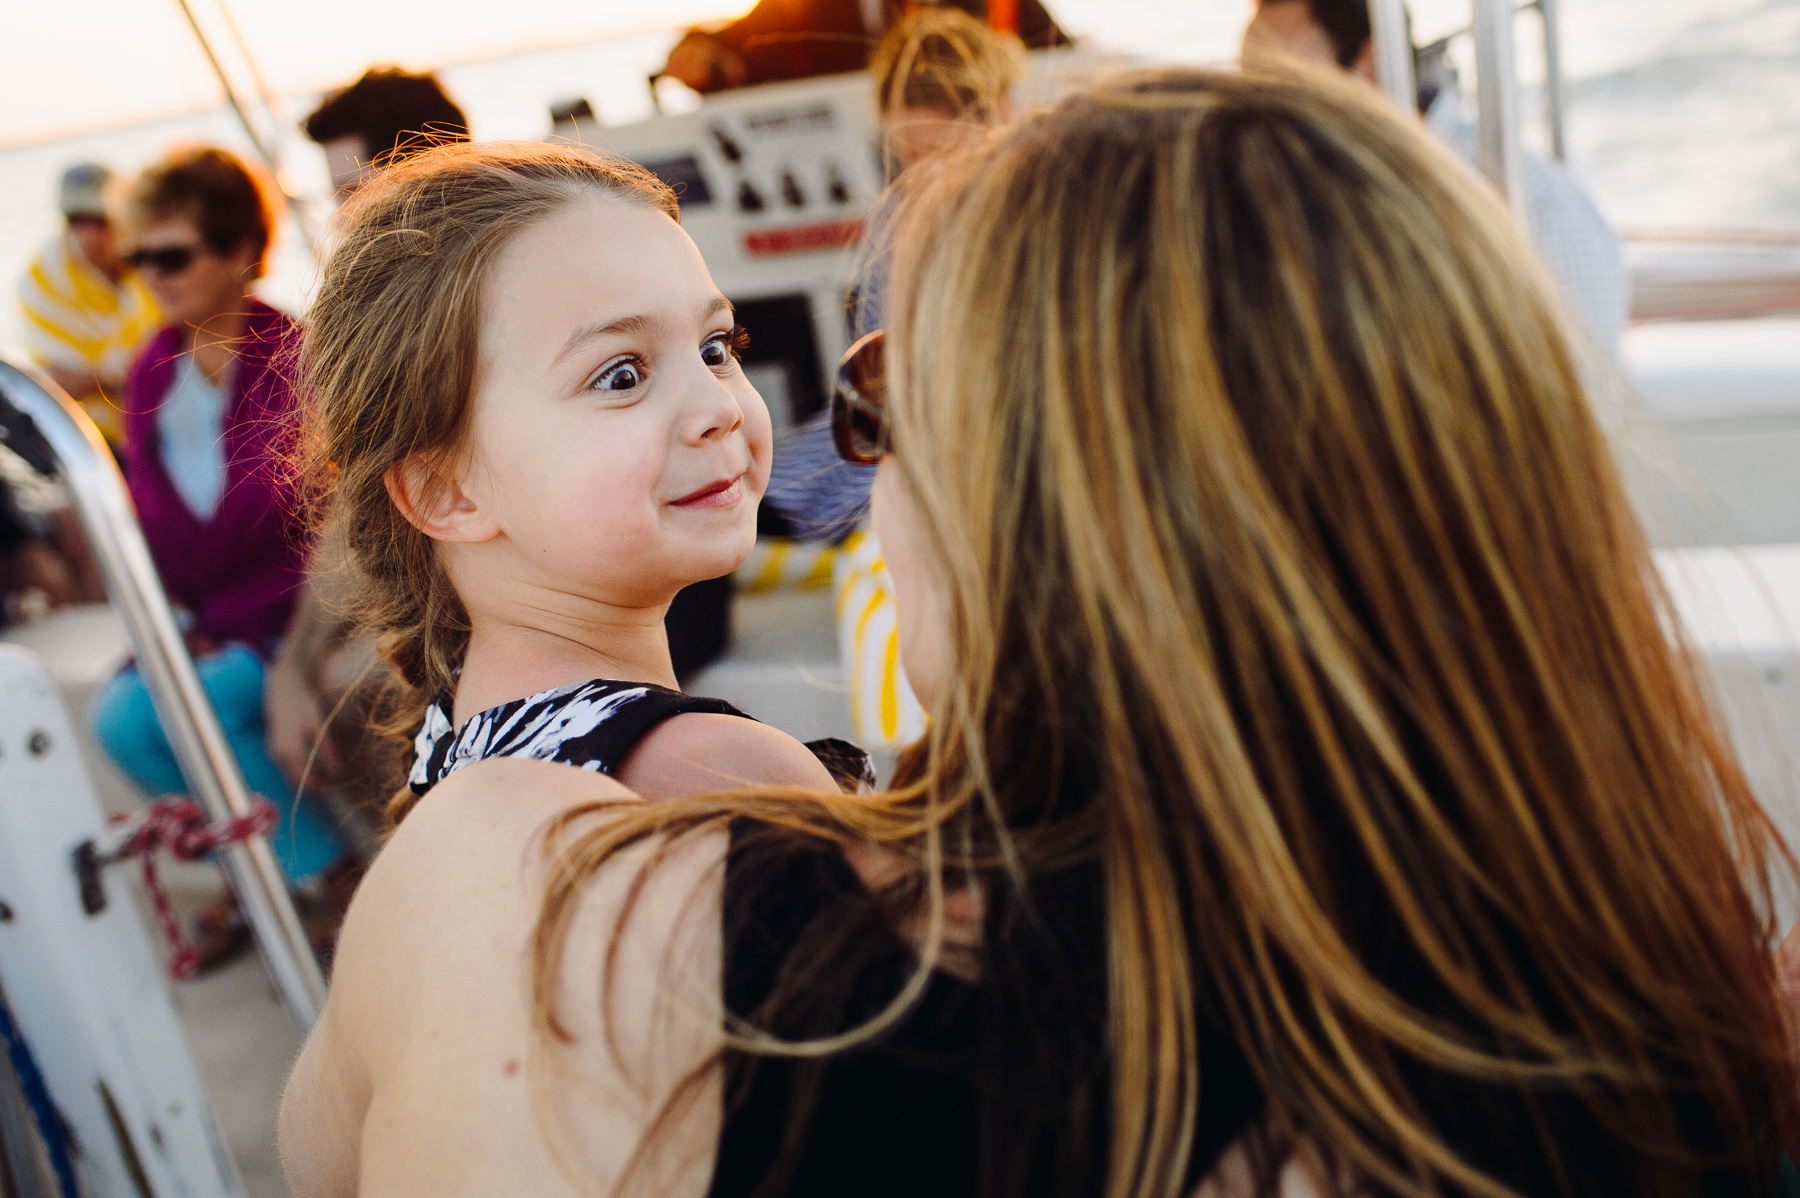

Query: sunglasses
<box><xmin>125</xmin><ymin>244</ymin><xmax>204</xmax><ymax>274</ymax></box>
<box><xmin>830</xmin><ymin>329</ymin><xmax>888</xmax><ymax>465</ymax></box>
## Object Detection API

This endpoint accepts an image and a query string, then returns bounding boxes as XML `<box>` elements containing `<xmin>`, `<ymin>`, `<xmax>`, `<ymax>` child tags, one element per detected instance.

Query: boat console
<box><xmin>572</xmin><ymin>72</ymin><xmax>886</xmax><ymax>439</ymax></box>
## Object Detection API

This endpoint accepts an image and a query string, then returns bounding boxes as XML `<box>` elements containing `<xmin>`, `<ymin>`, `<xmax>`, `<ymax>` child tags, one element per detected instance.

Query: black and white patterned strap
<box><xmin>408</xmin><ymin>678</ymin><xmax>746</xmax><ymax>796</ymax></box>
<box><xmin>407</xmin><ymin>677</ymin><xmax>879</xmax><ymax>797</ymax></box>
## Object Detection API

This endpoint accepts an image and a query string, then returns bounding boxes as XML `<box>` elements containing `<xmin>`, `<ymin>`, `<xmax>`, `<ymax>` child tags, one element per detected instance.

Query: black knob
<box><xmin>710</xmin><ymin>123</ymin><xmax>744</xmax><ymax>164</ymax></box>
<box><xmin>825</xmin><ymin>162</ymin><xmax>851</xmax><ymax>205</ymax></box>
<box><xmin>780</xmin><ymin>170</ymin><xmax>806</xmax><ymax>208</ymax></box>
<box><xmin>736</xmin><ymin>179</ymin><xmax>766</xmax><ymax>213</ymax></box>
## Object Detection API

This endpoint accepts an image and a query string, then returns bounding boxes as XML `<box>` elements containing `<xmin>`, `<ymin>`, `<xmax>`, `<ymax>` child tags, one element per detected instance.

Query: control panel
<box><xmin>568</xmin><ymin>50</ymin><xmax>1094</xmax><ymax>433</ymax></box>
<box><xmin>576</xmin><ymin>73</ymin><xmax>886</xmax><ymax>433</ymax></box>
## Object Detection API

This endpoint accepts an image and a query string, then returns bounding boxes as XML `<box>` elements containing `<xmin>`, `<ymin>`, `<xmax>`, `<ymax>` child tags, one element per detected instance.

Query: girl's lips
<box><xmin>671</xmin><ymin>473</ymin><xmax>746</xmax><ymax>508</ymax></box>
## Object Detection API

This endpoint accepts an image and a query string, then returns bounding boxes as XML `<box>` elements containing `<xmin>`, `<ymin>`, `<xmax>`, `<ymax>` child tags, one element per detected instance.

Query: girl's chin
<box><xmin>679</xmin><ymin>531</ymin><xmax>760</xmax><ymax>586</ymax></box>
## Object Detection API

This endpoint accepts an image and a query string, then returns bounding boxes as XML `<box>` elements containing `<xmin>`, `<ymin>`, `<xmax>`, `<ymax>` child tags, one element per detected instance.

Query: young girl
<box><xmin>300</xmin><ymin>141</ymin><xmax>839</xmax><ymax>817</ymax></box>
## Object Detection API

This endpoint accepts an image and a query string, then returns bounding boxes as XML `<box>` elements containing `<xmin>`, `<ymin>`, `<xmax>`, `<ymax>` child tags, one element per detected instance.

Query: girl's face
<box><xmin>458</xmin><ymin>195</ymin><xmax>771</xmax><ymax>608</ymax></box>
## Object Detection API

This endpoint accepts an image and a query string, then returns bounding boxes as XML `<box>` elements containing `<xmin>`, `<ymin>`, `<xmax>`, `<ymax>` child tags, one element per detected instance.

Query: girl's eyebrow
<box><xmin>553</xmin><ymin>295</ymin><xmax>735</xmax><ymax>368</ymax></box>
<box><xmin>555</xmin><ymin>312</ymin><xmax>653</xmax><ymax>367</ymax></box>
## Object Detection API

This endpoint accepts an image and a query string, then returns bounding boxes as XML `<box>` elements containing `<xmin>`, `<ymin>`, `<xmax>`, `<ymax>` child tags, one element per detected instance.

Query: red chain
<box><xmin>104</xmin><ymin>798</ymin><xmax>279</xmax><ymax>980</ymax></box>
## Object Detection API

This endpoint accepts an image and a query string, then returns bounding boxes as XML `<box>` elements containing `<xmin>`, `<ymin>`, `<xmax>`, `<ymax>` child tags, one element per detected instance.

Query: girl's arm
<box><xmin>278</xmin><ymin>989</ymin><xmax>365</xmax><ymax>1197</ymax></box>
<box><xmin>279</xmin><ymin>758</ymin><xmax>725</xmax><ymax>1198</ymax></box>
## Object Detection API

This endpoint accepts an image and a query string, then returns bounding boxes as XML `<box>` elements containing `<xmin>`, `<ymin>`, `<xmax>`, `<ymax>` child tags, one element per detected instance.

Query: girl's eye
<box><xmin>591</xmin><ymin>358</ymin><xmax>644</xmax><ymax>392</ymax></box>
<box><xmin>701</xmin><ymin>325</ymin><xmax>750</xmax><ymax>369</ymax></box>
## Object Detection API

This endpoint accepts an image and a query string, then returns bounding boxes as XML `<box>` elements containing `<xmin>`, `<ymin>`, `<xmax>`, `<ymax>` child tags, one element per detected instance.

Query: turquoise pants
<box><xmin>91</xmin><ymin>644</ymin><xmax>344</xmax><ymax>885</ymax></box>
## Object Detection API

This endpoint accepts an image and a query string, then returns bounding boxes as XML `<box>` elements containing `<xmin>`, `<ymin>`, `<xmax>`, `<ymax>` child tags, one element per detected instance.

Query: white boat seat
<box><xmin>1621</xmin><ymin>319</ymin><xmax>1800</xmax><ymax>546</ymax></box>
<box><xmin>0</xmin><ymin>604</ymin><xmax>137</xmax><ymax>817</ymax></box>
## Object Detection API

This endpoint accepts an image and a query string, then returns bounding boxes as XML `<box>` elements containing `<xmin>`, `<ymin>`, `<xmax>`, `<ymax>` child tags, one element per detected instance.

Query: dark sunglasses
<box><xmin>125</xmin><ymin>244</ymin><xmax>203</xmax><ymax>274</ymax></box>
<box><xmin>830</xmin><ymin>329</ymin><xmax>888</xmax><ymax>465</ymax></box>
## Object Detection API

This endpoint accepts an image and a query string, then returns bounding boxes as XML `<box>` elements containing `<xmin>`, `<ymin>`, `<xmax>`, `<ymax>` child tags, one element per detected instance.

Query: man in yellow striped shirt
<box><xmin>15</xmin><ymin>163</ymin><xmax>160</xmax><ymax>446</ymax></box>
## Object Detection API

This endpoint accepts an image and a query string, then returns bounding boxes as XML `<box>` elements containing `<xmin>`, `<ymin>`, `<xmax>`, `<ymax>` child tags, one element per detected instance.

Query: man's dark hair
<box><xmin>1301</xmin><ymin>0</ymin><xmax>1373</xmax><ymax>69</ymax></box>
<box><xmin>303</xmin><ymin>68</ymin><xmax>469</xmax><ymax>166</ymax></box>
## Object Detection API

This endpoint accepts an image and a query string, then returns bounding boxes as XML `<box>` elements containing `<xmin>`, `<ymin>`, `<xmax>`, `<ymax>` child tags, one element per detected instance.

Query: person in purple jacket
<box><xmin>91</xmin><ymin>147</ymin><xmax>348</xmax><ymax>936</ymax></box>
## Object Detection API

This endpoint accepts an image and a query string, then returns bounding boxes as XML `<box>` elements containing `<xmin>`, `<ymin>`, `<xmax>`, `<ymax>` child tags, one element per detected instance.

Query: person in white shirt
<box><xmin>1243</xmin><ymin>0</ymin><xmax>1629</xmax><ymax>353</ymax></box>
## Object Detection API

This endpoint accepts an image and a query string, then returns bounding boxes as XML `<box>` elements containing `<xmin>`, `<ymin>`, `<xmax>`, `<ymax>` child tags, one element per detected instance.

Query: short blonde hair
<box><xmin>869</xmin><ymin>7</ymin><xmax>1023</xmax><ymax>124</ymax></box>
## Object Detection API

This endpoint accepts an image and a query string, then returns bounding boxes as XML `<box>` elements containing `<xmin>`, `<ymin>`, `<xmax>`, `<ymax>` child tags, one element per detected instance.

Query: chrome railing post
<box><xmin>1471</xmin><ymin>0</ymin><xmax>1529</xmax><ymax>219</ymax></box>
<box><xmin>1538</xmin><ymin>0</ymin><xmax>1568</xmax><ymax>162</ymax></box>
<box><xmin>0</xmin><ymin>359</ymin><xmax>325</xmax><ymax>1031</ymax></box>
<box><xmin>1367</xmin><ymin>0</ymin><xmax>1417</xmax><ymax>114</ymax></box>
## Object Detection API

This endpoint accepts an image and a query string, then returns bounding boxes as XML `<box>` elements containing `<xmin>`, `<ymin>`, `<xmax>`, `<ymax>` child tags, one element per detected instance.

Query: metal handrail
<box><xmin>0</xmin><ymin>359</ymin><xmax>325</xmax><ymax>1032</ymax></box>
<box><xmin>1367</xmin><ymin>0</ymin><xmax>1417</xmax><ymax>115</ymax></box>
<box><xmin>168</xmin><ymin>0</ymin><xmax>317</xmax><ymax>254</ymax></box>
<box><xmin>1538</xmin><ymin>0</ymin><xmax>1567</xmax><ymax>161</ymax></box>
<box><xmin>1471</xmin><ymin>0</ymin><xmax>1528</xmax><ymax>219</ymax></box>
<box><xmin>1413</xmin><ymin>0</ymin><xmax>1567</xmax><ymax>165</ymax></box>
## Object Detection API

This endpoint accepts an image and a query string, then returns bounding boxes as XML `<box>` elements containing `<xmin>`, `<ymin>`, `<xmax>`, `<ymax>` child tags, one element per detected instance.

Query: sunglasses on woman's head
<box><xmin>125</xmin><ymin>244</ymin><xmax>203</xmax><ymax>274</ymax></box>
<box><xmin>831</xmin><ymin>329</ymin><xmax>888</xmax><ymax>465</ymax></box>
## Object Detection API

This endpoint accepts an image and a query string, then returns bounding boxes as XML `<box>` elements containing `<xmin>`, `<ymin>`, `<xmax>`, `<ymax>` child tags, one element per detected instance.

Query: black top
<box><xmin>709</xmin><ymin>822</ymin><xmax>981</xmax><ymax>1198</ymax></box>
<box><xmin>707</xmin><ymin>820</ymin><xmax>1265</xmax><ymax>1198</ymax></box>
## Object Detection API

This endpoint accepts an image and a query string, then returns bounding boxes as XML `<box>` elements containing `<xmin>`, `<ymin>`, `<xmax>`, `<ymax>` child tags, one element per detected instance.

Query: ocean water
<box><xmin>0</xmin><ymin>0</ymin><xmax>1795</xmax><ymax>353</ymax></box>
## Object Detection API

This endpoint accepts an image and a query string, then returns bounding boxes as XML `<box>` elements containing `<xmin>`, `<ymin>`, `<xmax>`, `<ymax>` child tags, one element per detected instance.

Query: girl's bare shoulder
<box><xmin>616</xmin><ymin>710</ymin><xmax>840</xmax><ymax>798</ymax></box>
<box><xmin>281</xmin><ymin>759</ymin><xmax>725</xmax><ymax>1198</ymax></box>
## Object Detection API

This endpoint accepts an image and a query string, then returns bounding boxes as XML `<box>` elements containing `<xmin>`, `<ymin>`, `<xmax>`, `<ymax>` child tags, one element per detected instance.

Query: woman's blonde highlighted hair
<box><xmin>297</xmin><ymin>141</ymin><xmax>677</xmax><ymax>822</ymax></box>
<box><xmin>536</xmin><ymin>68</ymin><xmax>1797</xmax><ymax>1197</ymax></box>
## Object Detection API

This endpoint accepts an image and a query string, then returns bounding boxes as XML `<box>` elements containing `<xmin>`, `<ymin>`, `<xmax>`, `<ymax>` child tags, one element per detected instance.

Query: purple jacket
<box><xmin>121</xmin><ymin>298</ymin><xmax>309</xmax><ymax>653</ymax></box>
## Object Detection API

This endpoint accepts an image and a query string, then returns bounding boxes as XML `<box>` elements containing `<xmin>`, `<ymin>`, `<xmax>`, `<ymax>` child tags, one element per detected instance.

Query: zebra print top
<box><xmin>407</xmin><ymin>678</ymin><xmax>746</xmax><ymax>797</ymax></box>
<box><xmin>408</xmin><ymin>677</ymin><xmax>879</xmax><ymax>796</ymax></box>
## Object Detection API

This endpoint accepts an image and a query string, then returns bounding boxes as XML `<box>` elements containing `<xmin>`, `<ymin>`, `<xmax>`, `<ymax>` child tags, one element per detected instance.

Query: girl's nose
<box><xmin>684</xmin><ymin>372</ymin><xmax>745</xmax><ymax>444</ymax></box>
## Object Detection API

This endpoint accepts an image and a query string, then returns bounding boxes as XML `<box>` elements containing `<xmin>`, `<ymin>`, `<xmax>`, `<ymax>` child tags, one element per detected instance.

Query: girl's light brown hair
<box><xmin>534</xmin><ymin>68</ymin><xmax>1797</xmax><ymax>1196</ymax></box>
<box><xmin>298</xmin><ymin>141</ymin><xmax>676</xmax><ymax>821</ymax></box>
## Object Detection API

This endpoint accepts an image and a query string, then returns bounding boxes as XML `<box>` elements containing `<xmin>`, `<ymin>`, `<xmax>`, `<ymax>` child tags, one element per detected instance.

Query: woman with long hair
<box><xmin>282</xmin><ymin>66</ymin><xmax>1798</xmax><ymax>1198</ymax></box>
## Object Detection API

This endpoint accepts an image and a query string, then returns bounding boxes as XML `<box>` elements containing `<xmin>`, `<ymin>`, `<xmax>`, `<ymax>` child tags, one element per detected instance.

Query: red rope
<box><xmin>104</xmin><ymin>798</ymin><xmax>278</xmax><ymax>980</ymax></box>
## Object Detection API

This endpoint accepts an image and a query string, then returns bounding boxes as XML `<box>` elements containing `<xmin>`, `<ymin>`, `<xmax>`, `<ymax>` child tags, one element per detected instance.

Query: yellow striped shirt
<box><xmin>15</xmin><ymin>233</ymin><xmax>160</xmax><ymax>440</ymax></box>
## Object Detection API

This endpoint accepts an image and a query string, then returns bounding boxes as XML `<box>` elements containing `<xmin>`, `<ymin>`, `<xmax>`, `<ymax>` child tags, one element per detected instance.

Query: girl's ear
<box><xmin>383</xmin><ymin>454</ymin><xmax>499</xmax><ymax>544</ymax></box>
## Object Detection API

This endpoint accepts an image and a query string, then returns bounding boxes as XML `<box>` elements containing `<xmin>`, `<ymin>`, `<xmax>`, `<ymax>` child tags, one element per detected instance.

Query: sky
<box><xmin>0</xmin><ymin>0</ymin><xmax>757</xmax><ymax>146</ymax></box>
<box><xmin>0</xmin><ymin>0</ymin><xmax>1260</xmax><ymax>147</ymax></box>
<box><xmin>1</xmin><ymin>0</ymin><xmax>1788</xmax><ymax>233</ymax></box>
<box><xmin>1</xmin><ymin>0</ymin><xmax>1777</xmax><ymax>146</ymax></box>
